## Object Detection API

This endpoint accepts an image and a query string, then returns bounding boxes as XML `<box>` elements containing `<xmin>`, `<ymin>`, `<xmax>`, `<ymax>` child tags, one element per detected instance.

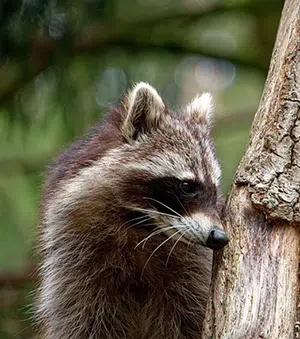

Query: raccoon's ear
<box><xmin>185</xmin><ymin>92</ymin><xmax>214</xmax><ymax>128</ymax></box>
<box><xmin>122</xmin><ymin>82</ymin><xmax>165</xmax><ymax>141</ymax></box>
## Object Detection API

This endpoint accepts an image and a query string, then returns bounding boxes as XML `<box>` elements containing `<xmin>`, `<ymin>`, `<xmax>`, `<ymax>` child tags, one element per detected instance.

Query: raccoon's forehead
<box><xmin>122</xmin><ymin>121</ymin><xmax>221</xmax><ymax>184</ymax></box>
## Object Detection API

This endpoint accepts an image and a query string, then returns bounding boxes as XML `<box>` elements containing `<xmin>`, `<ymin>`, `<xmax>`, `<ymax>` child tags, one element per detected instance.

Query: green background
<box><xmin>0</xmin><ymin>0</ymin><xmax>283</xmax><ymax>337</ymax></box>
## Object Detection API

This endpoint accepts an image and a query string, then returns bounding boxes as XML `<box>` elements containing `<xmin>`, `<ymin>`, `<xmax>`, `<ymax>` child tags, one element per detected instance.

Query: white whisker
<box><xmin>143</xmin><ymin>197</ymin><xmax>182</xmax><ymax>218</ymax></box>
<box><xmin>185</xmin><ymin>238</ymin><xmax>193</xmax><ymax>258</ymax></box>
<box><xmin>124</xmin><ymin>214</ymin><xmax>150</xmax><ymax>226</ymax></box>
<box><xmin>127</xmin><ymin>216</ymin><xmax>153</xmax><ymax>229</ymax></box>
<box><xmin>141</xmin><ymin>230</ymin><xmax>182</xmax><ymax>277</ymax></box>
<box><xmin>165</xmin><ymin>233</ymin><xmax>185</xmax><ymax>267</ymax></box>
<box><xmin>134</xmin><ymin>207</ymin><xmax>180</xmax><ymax>219</ymax></box>
<box><xmin>134</xmin><ymin>225</ymin><xmax>185</xmax><ymax>249</ymax></box>
<box><xmin>170</xmin><ymin>191</ymin><xmax>189</xmax><ymax>215</ymax></box>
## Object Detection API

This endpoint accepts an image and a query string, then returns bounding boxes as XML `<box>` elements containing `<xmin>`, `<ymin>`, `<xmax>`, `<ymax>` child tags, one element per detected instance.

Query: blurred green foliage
<box><xmin>0</xmin><ymin>0</ymin><xmax>283</xmax><ymax>337</ymax></box>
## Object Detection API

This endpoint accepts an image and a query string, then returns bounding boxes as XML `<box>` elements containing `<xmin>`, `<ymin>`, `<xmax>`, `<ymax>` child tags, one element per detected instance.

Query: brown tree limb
<box><xmin>0</xmin><ymin>265</ymin><xmax>36</xmax><ymax>288</ymax></box>
<box><xmin>202</xmin><ymin>0</ymin><xmax>300</xmax><ymax>338</ymax></box>
<box><xmin>0</xmin><ymin>34</ymin><xmax>55</xmax><ymax>104</ymax></box>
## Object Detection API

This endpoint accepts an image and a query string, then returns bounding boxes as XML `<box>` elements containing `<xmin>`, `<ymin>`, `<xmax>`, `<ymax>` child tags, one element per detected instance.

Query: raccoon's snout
<box><xmin>206</xmin><ymin>226</ymin><xmax>229</xmax><ymax>250</ymax></box>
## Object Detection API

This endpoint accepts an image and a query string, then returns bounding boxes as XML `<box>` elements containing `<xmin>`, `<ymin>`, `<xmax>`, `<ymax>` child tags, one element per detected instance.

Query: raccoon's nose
<box><xmin>206</xmin><ymin>227</ymin><xmax>229</xmax><ymax>250</ymax></box>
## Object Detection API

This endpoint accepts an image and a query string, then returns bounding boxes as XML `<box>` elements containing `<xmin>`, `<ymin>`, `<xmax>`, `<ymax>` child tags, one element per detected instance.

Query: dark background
<box><xmin>0</xmin><ymin>0</ymin><xmax>284</xmax><ymax>337</ymax></box>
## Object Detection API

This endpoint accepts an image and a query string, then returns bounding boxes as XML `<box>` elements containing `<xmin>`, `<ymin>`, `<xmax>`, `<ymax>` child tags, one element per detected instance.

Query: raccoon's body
<box><xmin>37</xmin><ymin>83</ymin><xmax>228</xmax><ymax>339</ymax></box>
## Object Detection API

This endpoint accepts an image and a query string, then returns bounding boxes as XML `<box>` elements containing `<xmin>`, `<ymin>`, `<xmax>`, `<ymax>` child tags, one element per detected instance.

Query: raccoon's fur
<box><xmin>36</xmin><ymin>83</ymin><xmax>228</xmax><ymax>339</ymax></box>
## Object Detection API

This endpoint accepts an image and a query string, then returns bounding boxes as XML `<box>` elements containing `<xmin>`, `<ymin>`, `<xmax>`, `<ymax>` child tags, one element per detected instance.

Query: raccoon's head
<box><xmin>111</xmin><ymin>82</ymin><xmax>229</xmax><ymax>250</ymax></box>
<box><xmin>46</xmin><ymin>83</ymin><xmax>228</xmax><ymax>251</ymax></box>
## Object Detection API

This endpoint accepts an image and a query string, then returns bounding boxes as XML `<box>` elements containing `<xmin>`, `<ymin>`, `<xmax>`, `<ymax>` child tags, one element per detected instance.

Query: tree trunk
<box><xmin>202</xmin><ymin>0</ymin><xmax>300</xmax><ymax>338</ymax></box>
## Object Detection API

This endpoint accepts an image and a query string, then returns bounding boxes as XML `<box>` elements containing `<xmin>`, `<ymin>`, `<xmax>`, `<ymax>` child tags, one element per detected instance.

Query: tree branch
<box><xmin>0</xmin><ymin>265</ymin><xmax>35</xmax><ymax>288</ymax></box>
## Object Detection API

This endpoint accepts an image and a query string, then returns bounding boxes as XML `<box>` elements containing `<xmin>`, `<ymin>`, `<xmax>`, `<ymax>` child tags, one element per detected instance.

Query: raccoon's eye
<box><xmin>180</xmin><ymin>181</ymin><xmax>196</xmax><ymax>194</ymax></box>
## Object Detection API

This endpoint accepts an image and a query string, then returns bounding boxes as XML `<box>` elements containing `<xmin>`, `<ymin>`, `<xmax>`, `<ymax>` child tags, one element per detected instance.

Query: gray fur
<box><xmin>36</xmin><ymin>83</ymin><xmax>224</xmax><ymax>338</ymax></box>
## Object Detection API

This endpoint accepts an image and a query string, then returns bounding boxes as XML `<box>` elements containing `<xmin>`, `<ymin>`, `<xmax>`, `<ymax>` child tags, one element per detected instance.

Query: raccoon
<box><xmin>36</xmin><ymin>82</ymin><xmax>228</xmax><ymax>339</ymax></box>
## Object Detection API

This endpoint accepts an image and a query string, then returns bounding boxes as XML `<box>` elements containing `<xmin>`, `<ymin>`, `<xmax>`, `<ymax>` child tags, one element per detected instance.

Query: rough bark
<box><xmin>202</xmin><ymin>0</ymin><xmax>300</xmax><ymax>338</ymax></box>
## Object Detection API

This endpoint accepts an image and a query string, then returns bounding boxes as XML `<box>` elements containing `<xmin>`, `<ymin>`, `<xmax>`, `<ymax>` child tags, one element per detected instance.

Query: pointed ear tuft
<box><xmin>122</xmin><ymin>82</ymin><xmax>165</xmax><ymax>142</ymax></box>
<box><xmin>185</xmin><ymin>92</ymin><xmax>214</xmax><ymax>127</ymax></box>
